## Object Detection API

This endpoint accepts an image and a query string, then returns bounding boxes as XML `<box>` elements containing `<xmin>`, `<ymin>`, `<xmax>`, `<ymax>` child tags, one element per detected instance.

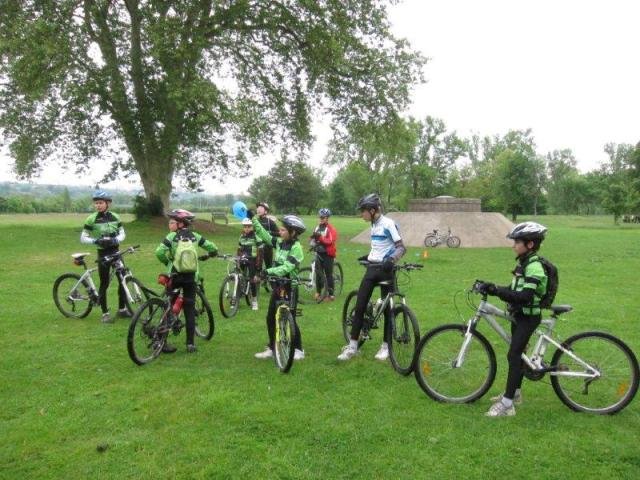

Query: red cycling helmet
<box><xmin>167</xmin><ymin>209</ymin><xmax>195</xmax><ymax>225</ymax></box>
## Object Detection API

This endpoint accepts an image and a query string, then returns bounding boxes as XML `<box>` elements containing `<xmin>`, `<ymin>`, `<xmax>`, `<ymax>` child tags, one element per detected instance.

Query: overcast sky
<box><xmin>1</xmin><ymin>0</ymin><xmax>639</xmax><ymax>194</ymax></box>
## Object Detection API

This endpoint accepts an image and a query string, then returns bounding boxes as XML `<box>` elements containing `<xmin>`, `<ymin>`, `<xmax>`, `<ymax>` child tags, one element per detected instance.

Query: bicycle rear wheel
<box><xmin>388</xmin><ymin>304</ymin><xmax>420</xmax><ymax>376</ymax></box>
<box><xmin>53</xmin><ymin>273</ymin><xmax>94</xmax><ymax>318</ymax></box>
<box><xmin>127</xmin><ymin>297</ymin><xmax>170</xmax><ymax>365</ymax></box>
<box><xmin>123</xmin><ymin>276</ymin><xmax>150</xmax><ymax>315</ymax></box>
<box><xmin>550</xmin><ymin>331</ymin><xmax>640</xmax><ymax>414</ymax></box>
<box><xmin>195</xmin><ymin>288</ymin><xmax>215</xmax><ymax>340</ymax></box>
<box><xmin>218</xmin><ymin>275</ymin><xmax>239</xmax><ymax>318</ymax></box>
<box><xmin>424</xmin><ymin>235</ymin><xmax>437</xmax><ymax>248</ymax></box>
<box><xmin>414</xmin><ymin>324</ymin><xmax>496</xmax><ymax>403</ymax></box>
<box><xmin>274</xmin><ymin>305</ymin><xmax>295</xmax><ymax>373</ymax></box>
<box><xmin>341</xmin><ymin>290</ymin><xmax>371</xmax><ymax>347</ymax></box>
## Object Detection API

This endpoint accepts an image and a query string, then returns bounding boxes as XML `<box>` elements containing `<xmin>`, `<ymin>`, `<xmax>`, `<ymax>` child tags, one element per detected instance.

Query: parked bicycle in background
<box><xmin>423</xmin><ymin>227</ymin><xmax>461</xmax><ymax>248</ymax></box>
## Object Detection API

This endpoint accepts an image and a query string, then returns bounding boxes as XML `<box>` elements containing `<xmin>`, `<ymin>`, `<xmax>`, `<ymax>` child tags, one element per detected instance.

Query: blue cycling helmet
<box><xmin>92</xmin><ymin>190</ymin><xmax>112</xmax><ymax>202</ymax></box>
<box><xmin>318</xmin><ymin>208</ymin><xmax>332</xmax><ymax>217</ymax></box>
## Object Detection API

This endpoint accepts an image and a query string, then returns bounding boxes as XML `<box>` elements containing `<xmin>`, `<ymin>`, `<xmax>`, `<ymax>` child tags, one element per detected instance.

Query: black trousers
<box><xmin>242</xmin><ymin>261</ymin><xmax>258</xmax><ymax>297</ymax></box>
<box><xmin>97</xmin><ymin>247</ymin><xmax>126</xmax><ymax>313</ymax></box>
<box><xmin>505</xmin><ymin>312</ymin><xmax>541</xmax><ymax>399</ymax></box>
<box><xmin>315</xmin><ymin>253</ymin><xmax>335</xmax><ymax>296</ymax></box>
<box><xmin>266</xmin><ymin>283</ymin><xmax>302</xmax><ymax>351</ymax></box>
<box><xmin>171</xmin><ymin>273</ymin><xmax>197</xmax><ymax>346</ymax></box>
<box><xmin>350</xmin><ymin>265</ymin><xmax>393</xmax><ymax>343</ymax></box>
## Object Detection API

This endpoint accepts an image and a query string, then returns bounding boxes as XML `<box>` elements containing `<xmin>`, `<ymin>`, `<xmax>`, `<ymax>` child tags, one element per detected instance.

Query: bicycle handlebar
<box><xmin>97</xmin><ymin>245</ymin><xmax>140</xmax><ymax>264</ymax></box>
<box><xmin>357</xmin><ymin>260</ymin><xmax>424</xmax><ymax>271</ymax></box>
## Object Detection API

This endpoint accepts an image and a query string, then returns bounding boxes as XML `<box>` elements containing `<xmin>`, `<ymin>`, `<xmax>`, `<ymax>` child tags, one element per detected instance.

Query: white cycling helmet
<box><xmin>241</xmin><ymin>218</ymin><xmax>253</xmax><ymax>226</ymax></box>
<box><xmin>507</xmin><ymin>221</ymin><xmax>547</xmax><ymax>241</ymax></box>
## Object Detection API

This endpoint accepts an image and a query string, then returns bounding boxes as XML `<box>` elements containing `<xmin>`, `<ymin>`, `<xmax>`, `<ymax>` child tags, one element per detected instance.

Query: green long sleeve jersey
<box><xmin>251</xmin><ymin>217</ymin><xmax>303</xmax><ymax>277</ymax></box>
<box><xmin>155</xmin><ymin>229</ymin><xmax>218</xmax><ymax>276</ymax></box>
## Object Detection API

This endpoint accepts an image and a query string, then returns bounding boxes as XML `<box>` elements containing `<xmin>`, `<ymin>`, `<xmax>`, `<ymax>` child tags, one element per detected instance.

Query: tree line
<box><xmin>248</xmin><ymin>117</ymin><xmax>640</xmax><ymax>223</ymax></box>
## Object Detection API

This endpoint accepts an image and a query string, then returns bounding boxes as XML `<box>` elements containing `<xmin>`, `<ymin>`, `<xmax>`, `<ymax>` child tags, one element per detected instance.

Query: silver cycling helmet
<box><xmin>281</xmin><ymin>215</ymin><xmax>306</xmax><ymax>234</ymax></box>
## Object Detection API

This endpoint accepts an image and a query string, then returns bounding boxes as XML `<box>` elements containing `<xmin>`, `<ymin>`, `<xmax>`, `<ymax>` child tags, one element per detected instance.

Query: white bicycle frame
<box><xmin>69</xmin><ymin>253</ymin><xmax>140</xmax><ymax>305</ymax></box>
<box><xmin>456</xmin><ymin>298</ymin><xmax>601</xmax><ymax>380</ymax></box>
<box><xmin>225</xmin><ymin>256</ymin><xmax>251</xmax><ymax>299</ymax></box>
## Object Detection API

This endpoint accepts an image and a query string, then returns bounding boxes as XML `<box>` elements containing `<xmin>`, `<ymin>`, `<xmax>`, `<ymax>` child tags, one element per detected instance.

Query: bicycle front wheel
<box><xmin>297</xmin><ymin>267</ymin><xmax>322</xmax><ymax>304</ymax></box>
<box><xmin>195</xmin><ymin>288</ymin><xmax>215</xmax><ymax>340</ymax></box>
<box><xmin>446</xmin><ymin>236</ymin><xmax>461</xmax><ymax>248</ymax></box>
<box><xmin>127</xmin><ymin>297</ymin><xmax>169</xmax><ymax>366</ymax></box>
<box><xmin>414</xmin><ymin>324</ymin><xmax>496</xmax><ymax>403</ymax></box>
<box><xmin>274</xmin><ymin>305</ymin><xmax>295</xmax><ymax>373</ymax></box>
<box><xmin>550</xmin><ymin>331</ymin><xmax>640</xmax><ymax>414</ymax></box>
<box><xmin>388</xmin><ymin>304</ymin><xmax>420</xmax><ymax>376</ymax></box>
<box><xmin>332</xmin><ymin>262</ymin><xmax>344</xmax><ymax>297</ymax></box>
<box><xmin>123</xmin><ymin>276</ymin><xmax>150</xmax><ymax>315</ymax></box>
<box><xmin>218</xmin><ymin>275</ymin><xmax>239</xmax><ymax>318</ymax></box>
<box><xmin>53</xmin><ymin>273</ymin><xmax>94</xmax><ymax>318</ymax></box>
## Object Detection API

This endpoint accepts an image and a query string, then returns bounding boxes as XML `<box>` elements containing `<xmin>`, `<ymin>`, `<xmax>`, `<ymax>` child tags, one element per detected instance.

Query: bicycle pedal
<box><xmin>295</xmin><ymin>309</ymin><xmax>303</xmax><ymax>316</ymax></box>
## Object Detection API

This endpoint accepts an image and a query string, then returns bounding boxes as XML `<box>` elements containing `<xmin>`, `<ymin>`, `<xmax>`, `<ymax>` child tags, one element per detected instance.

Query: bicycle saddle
<box><xmin>550</xmin><ymin>305</ymin><xmax>573</xmax><ymax>315</ymax></box>
<box><xmin>71</xmin><ymin>253</ymin><xmax>91</xmax><ymax>260</ymax></box>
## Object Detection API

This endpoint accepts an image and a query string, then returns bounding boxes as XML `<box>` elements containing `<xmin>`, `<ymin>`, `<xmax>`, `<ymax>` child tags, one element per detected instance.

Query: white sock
<box><xmin>349</xmin><ymin>339</ymin><xmax>359</xmax><ymax>350</ymax></box>
<box><xmin>501</xmin><ymin>397</ymin><xmax>514</xmax><ymax>408</ymax></box>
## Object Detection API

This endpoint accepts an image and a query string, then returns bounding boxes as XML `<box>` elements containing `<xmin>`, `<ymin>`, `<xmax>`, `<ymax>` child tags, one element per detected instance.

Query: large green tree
<box><xmin>248</xmin><ymin>157</ymin><xmax>323</xmax><ymax>214</ymax></box>
<box><xmin>0</xmin><ymin>0</ymin><xmax>424</xmax><ymax>211</ymax></box>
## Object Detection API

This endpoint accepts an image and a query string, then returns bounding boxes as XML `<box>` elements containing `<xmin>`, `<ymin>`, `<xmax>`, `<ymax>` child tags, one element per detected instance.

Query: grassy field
<box><xmin>1</xmin><ymin>213</ymin><xmax>639</xmax><ymax>479</ymax></box>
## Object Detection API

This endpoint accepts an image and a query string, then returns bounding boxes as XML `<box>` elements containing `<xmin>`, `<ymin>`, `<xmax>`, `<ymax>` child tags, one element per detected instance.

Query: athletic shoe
<box><xmin>374</xmin><ymin>343</ymin><xmax>389</xmax><ymax>361</ymax></box>
<box><xmin>251</xmin><ymin>299</ymin><xmax>259</xmax><ymax>311</ymax></box>
<box><xmin>490</xmin><ymin>392</ymin><xmax>523</xmax><ymax>405</ymax></box>
<box><xmin>337</xmin><ymin>344</ymin><xmax>359</xmax><ymax>361</ymax></box>
<box><xmin>186</xmin><ymin>344</ymin><xmax>197</xmax><ymax>353</ymax></box>
<box><xmin>485</xmin><ymin>401</ymin><xmax>516</xmax><ymax>417</ymax></box>
<box><xmin>117</xmin><ymin>308</ymin><xmax>132</xmax><ymax>318</ymax></box>
<box><xmin>101</xmin><ymin>312</ymin><xmax>113</xmax><ymax>324</ymax></box>
<box><xmin>294</xmin><ymin>349</ymin><xmax>305</xmax><ymax>360</ymax></box>
<box><xmin>324</xmin><ymin>296</ymin><xmax>336</xmax><ymax>303</ymax></box>
<box><xmin>314</xmin><ymin>292</ymin><xmax>322</xmax><ymax>301</ymax></box>
<box><xmin>255</xmin><ymin>348</ymin><xmax>274</xmax><ymax>359</ymax></box>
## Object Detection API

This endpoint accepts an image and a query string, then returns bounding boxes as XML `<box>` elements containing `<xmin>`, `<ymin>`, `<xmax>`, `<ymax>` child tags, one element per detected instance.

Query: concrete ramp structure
<box><xmin>351</xmin><ymin>197</ymin><xmax>515</xmax><ymax>248</ymax></box>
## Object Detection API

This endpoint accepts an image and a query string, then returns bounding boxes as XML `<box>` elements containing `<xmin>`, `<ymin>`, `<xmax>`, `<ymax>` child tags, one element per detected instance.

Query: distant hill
<box><xmin>0</xmin><ymin>181</ymin><xmax>250</xmax><ymax>210</ymax></box>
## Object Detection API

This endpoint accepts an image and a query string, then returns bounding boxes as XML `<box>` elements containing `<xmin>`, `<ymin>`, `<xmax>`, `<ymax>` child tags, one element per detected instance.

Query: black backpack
<box><xmin>531</xmin><ymin>256</ymin><xmax>558</xmax><ymax>308</ymax></box>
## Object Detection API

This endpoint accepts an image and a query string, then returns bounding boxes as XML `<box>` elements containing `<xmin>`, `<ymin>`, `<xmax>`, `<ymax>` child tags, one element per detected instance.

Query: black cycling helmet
<box><xmin>281</xmin><ymin>214</ymin><xmax>306</xmax><ymax>234</ymax></box>
<box><xmin>257</xmin><ymin>201</ymin><xmax>270</xmax><ymax>212</ymax></box>
<box><xmin>507</xmin><ymin>221</ymin><xmax>547</xmax><ymax>241</ymax></box>
<box><xmin>167</xmin><ymin>208</ymin><xmax>196</xmax><ymax>225</ymax></box>
<box><xmin>92</xmin><ymin>190</ymin><xmax>112</xmax><ymax>202</ymax></box>
<box><xmin>318</xmin><ymin>208</ymin><xmax>331</xmax><ymax>217</ymax></box>
<box><xmin>357</xmin><ymin>193</ymin><xmax>381</xmax><ymax>211</ymax></box>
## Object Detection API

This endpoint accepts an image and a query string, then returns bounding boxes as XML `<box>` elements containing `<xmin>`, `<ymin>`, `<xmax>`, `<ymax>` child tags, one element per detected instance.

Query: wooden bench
<box><xmin>211</xmin><ymin>208</ymin><xmax>229</xmax><ymax>224</ymax></box>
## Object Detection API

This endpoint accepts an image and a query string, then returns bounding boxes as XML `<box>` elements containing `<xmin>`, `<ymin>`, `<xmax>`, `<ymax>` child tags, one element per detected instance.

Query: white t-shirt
<box><xmin>367</xmin><ymin>215</ymin><xmax>402</xmax><ymax>262</ymax></box>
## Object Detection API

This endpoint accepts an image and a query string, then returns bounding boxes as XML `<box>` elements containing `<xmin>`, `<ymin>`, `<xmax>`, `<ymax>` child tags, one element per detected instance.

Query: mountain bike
<box><xmin>127</xmin><ymin>268</ymin><xmax>215</xmax><ymax>365</ymax></box>
<box><xmin>266</xmin><ymin>275</ymin><xmax>300</xmax><ymax>373</ymax></box>
<box><xmin>413</xmin><ymin>281</ymin><xmax>640</xmax><ymax>414</ymax></box>
<box><xmin>423</xmin><ymin>228</ymin><xmax>461</xmax><ymax>248</ymax></box>
<box><xmin>341</xmin><ymin>261</ymin><xmax>423</xmax><ymax>375</ymax></box>
<box><xmin>298</xmin><ymin>247</ymin><xmax>343</xmax><ymax>304</ymax></box>
<box><xmin>53</xmin><ymin>245</ymin><xmax>149</xmax><ymax>318</ymax></box>
<box><xmin>218</xmin><ymin>254</ymin><xmax>258</xmax><ymax>318</ymax></box>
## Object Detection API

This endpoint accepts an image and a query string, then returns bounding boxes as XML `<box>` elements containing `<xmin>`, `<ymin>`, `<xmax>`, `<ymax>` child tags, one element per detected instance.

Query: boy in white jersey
<box><xmin>337</xmin><ymin>194</ymin><xmax>406</xmax><ymax>361</ymax></box>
